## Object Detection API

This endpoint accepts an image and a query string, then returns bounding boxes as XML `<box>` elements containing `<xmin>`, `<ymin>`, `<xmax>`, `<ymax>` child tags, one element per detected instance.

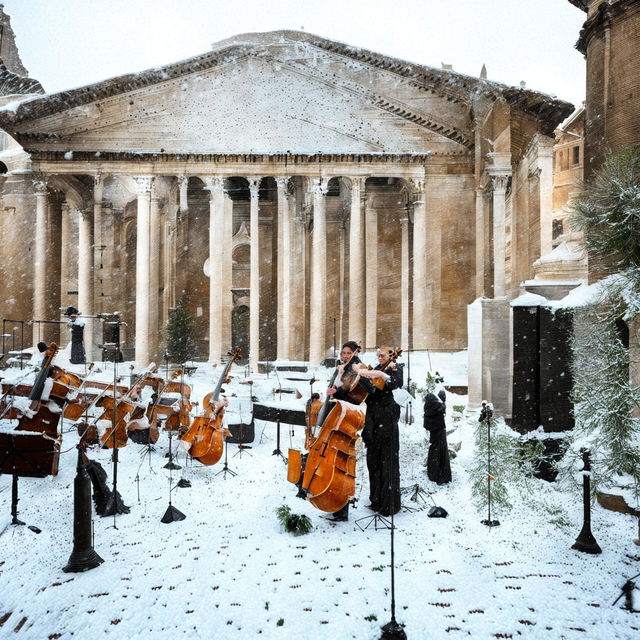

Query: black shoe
<box><xmin>323</xmin><ymin>514</ymin><xmax>348</xmax><ymax>522</ymax></box>
<box><xmin>365</xmin><ymin>504</ymin><xmax>380</xmax><ymax>511</ymax></box>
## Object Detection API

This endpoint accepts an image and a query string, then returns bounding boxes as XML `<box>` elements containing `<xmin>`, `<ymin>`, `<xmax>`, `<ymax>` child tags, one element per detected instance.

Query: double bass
<box><xmin>299</xmin><ymin>349</ymin><xmax>369</xmax><ymax>513</ymax></box>
<box><xmin>180</xmin><ymin>348</ymin><xmax>239</xmax><ymax>466</ymax></box>
<box><xmin>0</xmin><ymin>342</ymin><xmax>63</xmax><ymax>477</ymax></box>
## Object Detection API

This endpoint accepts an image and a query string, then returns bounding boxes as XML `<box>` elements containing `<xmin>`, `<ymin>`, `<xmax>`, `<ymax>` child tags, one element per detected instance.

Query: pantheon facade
<box><xmin>0</xmin><ymin>23</ymin><xmax>573</xmax><ymax>367</ymax></box>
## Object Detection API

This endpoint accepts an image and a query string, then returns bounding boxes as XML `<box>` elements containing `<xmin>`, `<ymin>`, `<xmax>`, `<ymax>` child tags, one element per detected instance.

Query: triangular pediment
<box><xmin>0</xmin><ymin>31</ymin><xmax>572</xmax><ymax>155</ymax></box>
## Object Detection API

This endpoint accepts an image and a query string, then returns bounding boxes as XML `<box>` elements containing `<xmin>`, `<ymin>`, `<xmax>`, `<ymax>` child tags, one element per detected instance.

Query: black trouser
<box><xmin>364</xmin><ymin>403</ymin><xmax>401</xmax><ymax>516</ymax></box>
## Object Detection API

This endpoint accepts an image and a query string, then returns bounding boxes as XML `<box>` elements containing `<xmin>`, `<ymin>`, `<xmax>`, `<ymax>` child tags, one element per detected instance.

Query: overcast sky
<box><xmin>4</xmin><ymin>0</ymin><xmax>586</xmax><ymax>105</ymax></box>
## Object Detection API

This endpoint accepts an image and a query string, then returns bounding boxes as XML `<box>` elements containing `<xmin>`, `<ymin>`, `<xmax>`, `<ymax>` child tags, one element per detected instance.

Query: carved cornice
<box><xmin>575</xmin><ymin>0</ymin><xmax>640</xmax><ymax>54</ymax></box>
<box><xmin>27</xmin><ymin>150</ymin><xmax>434</xmax><ymax>164</ymax></box>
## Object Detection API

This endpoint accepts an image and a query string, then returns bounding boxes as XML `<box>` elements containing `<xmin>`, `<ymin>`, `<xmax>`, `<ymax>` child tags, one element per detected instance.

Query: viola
<box><xmin>180</xmin><ymin>348</ymin><xmax>240</xmax><ymax>466</ymax></box>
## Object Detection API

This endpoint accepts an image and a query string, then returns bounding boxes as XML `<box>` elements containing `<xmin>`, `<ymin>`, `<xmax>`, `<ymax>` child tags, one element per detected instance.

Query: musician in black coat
<box><xmin>64</xmin><ymin>306</ymin><xmax>86</xmax><ymax>365</ymax></box>
<box><xmin>423</xmin><ymin>379</ymin><xmax>451</xmax><ymax>485</ymax></box>
<box><xmin>360</xmin><ymin>346</ymin><xmax>403</xmax><ymax>517</ymax></box>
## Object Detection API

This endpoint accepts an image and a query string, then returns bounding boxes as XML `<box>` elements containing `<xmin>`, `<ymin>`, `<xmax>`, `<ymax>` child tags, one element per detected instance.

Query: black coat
<box><xmin>423</xmin><ymin>389</ymin><xmax>451</xmax><ymax>484</ymax></box>
<box><xmin>423</xmin><ymin>390</ymin><xmax>446</xmax><ymax>433</ymax></box>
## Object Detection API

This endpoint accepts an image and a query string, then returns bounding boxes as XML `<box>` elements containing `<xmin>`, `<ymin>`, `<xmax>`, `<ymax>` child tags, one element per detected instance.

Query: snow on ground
<box><xmin>1</xmin><ymin>352</ymin><xmax>639</xmax><ymax>639</ymax></box>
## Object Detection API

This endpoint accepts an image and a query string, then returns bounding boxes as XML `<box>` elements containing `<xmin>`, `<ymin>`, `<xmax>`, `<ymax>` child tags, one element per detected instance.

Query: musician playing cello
<box><xmin>324</xmin><ymin>341</ymin><xmax>380</xmax><ymax>521</ymax></box>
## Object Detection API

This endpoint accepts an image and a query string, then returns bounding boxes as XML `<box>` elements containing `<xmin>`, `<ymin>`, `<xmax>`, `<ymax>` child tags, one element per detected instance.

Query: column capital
<box><xmin>311</xmin><ymin>177</ymin><xmax>329</xmax><ymax>196</ymax></box>
<box><xmin>248</xmin><ymin>177</ymin><xmax>262</xmax><ymax>199</ymax></box>
<box><xmin>407</xmin><ymin>177</ymin><xmax>425</xmax><ymax>196</ymax></box>
<box><xmin>132</xmin><ymin>176</ymin><xmax>154</xmax><ymax>194</ymax></box>
<box><xmin>32</xmin><ymin>173</ymin><xmax>48</xmax><ymax>195</ymax></box>
<box><xmin>202</xmin><ymin>175</ymin><xmax>225</xmax><ymax>193</ymax></box>
<box><xmin>177</xmin><ymin>175</ymin><xmax>188</xmax><ymax>187</ymax></box>
<box><xmin>490</xmin><ymin>174</ymin><xmax>510</xmax><ymax>192</ymax></box>
<box><xmin>275</xmin><ymin>176</ymin><xmax>290</xmax><ymax>190</ymax></box>
<box><xmin>349</xmin><ymin>176</ymin><xmax>367</xmax><ymax>191</ymax></box>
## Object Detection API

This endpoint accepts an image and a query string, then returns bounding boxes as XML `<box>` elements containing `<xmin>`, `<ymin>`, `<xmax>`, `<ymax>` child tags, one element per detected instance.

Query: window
<box><xmin>573</xmin><ymin>146</ymin><xmax>580</xmax><ymax>166</ymax></box>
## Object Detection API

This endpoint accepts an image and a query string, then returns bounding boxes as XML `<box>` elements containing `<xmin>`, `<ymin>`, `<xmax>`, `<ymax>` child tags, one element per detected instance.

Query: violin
<box><xmin>180</xmin><ymin>348</ymin><xmax>240</xmax><ymax>466</ymax></box>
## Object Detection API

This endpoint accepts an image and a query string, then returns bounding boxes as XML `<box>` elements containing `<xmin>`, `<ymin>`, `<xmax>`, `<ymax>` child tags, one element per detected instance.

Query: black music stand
<box><xmin>252</xmin><ymin>403</ymin><xmax>306</xmax><ymax>461</ymax></box>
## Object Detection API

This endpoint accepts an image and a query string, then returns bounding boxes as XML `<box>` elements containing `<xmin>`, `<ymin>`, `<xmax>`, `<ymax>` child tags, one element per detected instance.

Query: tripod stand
<box><xmin>216</xmin><ymin>434</ymin><xmax>237</xmax><ymax>478</ymax></box>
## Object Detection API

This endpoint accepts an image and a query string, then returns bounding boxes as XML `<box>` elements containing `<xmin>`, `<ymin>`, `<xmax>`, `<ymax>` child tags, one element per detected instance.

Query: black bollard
<box><xmin>63</xmin><ymin>448</ymin><xmax>104</xmax><ymax>572</ymax></box>
<box><xmin>571</xmin><ymin>449</ymin><xmax>602</xmax><ymax>554</ymax></box>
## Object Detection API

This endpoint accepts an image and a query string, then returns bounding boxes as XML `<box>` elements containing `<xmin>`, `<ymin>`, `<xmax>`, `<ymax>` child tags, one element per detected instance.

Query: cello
<box><xmin>299</xmin><ymin>347</ymin><xmax>369</xmax><ymax>513</ymax></box>
<box><xmin>0</xmin><ymin>342</ymin><xmax>63</xmax><ymax>477</ymax></box>
<box><xmin>180</xmin><ymin>348</ymin><xmax>239</xmax><ymax>466</ymax></box>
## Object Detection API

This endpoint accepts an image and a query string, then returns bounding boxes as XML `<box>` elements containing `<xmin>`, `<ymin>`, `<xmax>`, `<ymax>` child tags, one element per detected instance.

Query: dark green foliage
<box><xmin>275</xmin><ymin>504</ymin><xmax>313</xmax><ymax>535</ymax></box>
<box><xmin>165</xmin><ymin>297</ymin><xmax>197</xmax><ymax>364</ymax></box>
<box><xmin>570</xmin><ymin>145</ymin><xmax>640</xmax><ymax>278</ymax></box>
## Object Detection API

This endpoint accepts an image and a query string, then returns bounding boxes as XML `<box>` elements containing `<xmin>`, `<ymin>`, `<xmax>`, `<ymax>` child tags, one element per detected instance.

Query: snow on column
<box><xmin>204</xmin><ymin>176</ymin><xmax>225</xmax><ymax>364</ymax></box>
<box><xmin>276</xmin><ymin>177</ymin><xmax>291</xmax><ymax>360</ymax></box>
<box><xmin>32</xmin><ymin>177</ymin><xmax>48</xmax><ymax>346</ymax></box>
<box><xmin>400</xmin><ymin>215</ymin><xmax>410</xmax><ymax>352</ymax></box>
<box><xmin>309</xmin><ymin>178</ymin><xmax>328</xmax><ymax>365</ymax></box>
<box><xmin>490</xmin><ymin>174</ymin><xmax>509</xmax><ymax>298</ymax></box>
<box><xmin>133</xmin><ymin>176</ymin><xmax>152</xmax><ymax>368</ymax></box>
<box><xmin>348</xmin><ymin>177</ymin><xmax>365</xmax><ymax>346</ymax></box>
<box><xmin>412</xmin><ymin>180</ymin><xmax>428</xmax><ymax>350</ymax></box>
<box><xmin>77</xmin><ymin>208</ymin><xmax>94</xmax><ymax>362</ymax></box>
<box><xmin>248</xmin><ymin>178</ymin><xmax>261</xmax><ymax>370</ymax></box>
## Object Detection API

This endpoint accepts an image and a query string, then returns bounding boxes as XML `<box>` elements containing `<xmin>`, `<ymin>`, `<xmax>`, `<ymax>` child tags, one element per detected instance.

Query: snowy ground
<box><xmin>1</xmin><ymin>351</ymin><xmax>639</xmax><ymax>639</ymax></box>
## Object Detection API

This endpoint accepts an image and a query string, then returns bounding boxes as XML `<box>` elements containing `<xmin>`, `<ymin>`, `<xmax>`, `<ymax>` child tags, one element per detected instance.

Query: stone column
<box><xmin>204</xmin><ymin>176</ymin><xmax>225</xmax><ymax>363</ymax></box>
<box><xmin>276</xmin><ymin>177</ymin><xmax>291</xmax><ymax>360</ymax></box>
<box><xmin>412</xmin><ymin>181</ymin><xmax>428</xmax><ymax>350</ymax></box>
<box><xmin>348</xmin><ymin>177</ymin><xmax>365</xmax><ymax>346</ymax></box>
<box><xmin>32</xmin><ymin>178</ymin><xmax>48</xmax><ymax>345</ymax></box>
<box><xmin>133</xmin><ymin>176</ymin><xmax>153</xmax><ymax>367</ymax></box>
<box><xmin>77</xmin><ymin>208</ymin><xmax>94</xmax><ymax>361</ymax></box>
<box><xmin>60</xmin><ymin>200</ymin><xmax>73</xmax><ymax>315</ymax></box>
<box><xmin>92</xmin><ymin>174</ymin><xmax>103</xmax><ymax>313</ymax></box>
<box><xmin>309</xmin><ymin>178</ymin><xmax>328</xmax><ymax>365</ymax></box>
<box><xmin>222</xmin><ymin>190</ymin><xmax>233</xmax><ymax>352</ymax></box>
<box><xmin>365</xmin><ymin>197</ymin><xmax>378</xmax><ymax>350</ymax></box>
<box><xmin>475</xmin><ymin>187</ymin><xmax>488</xmax><ymax>298</ymax></box>
<box><xmin>400</xmin><ymin>215</ymin><xmax>410</xmax><ymax>352</ymax></box>
<box><xmin>148</xmin><ymin>192</ymin><xmax>161</xmax><ymax>359</ymax></box>
<box><xmin>248</xmin><ymin>178</ymin><xmax>261</xmax><ymax>370</ymax></box>
<box><xmin>491</xmin><ymin>175</ymin><xmax>509</xmax><ymax>298</ymax></box>
<box><xmin>289</xmin><ymin>188</ymin><xmax>306</xmax><ymax>362</ymax></box>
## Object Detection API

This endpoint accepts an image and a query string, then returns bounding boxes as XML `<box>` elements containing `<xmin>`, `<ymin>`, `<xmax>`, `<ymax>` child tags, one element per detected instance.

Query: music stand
<box><xmin>252</xmin><ymin>403</ymin><xmax>306</xmax><ymax>461</ymax></box>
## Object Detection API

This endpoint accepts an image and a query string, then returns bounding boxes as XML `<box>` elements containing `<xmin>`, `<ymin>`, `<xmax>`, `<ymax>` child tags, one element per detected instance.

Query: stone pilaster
<box><xmin>289</xmin><ymin>188</ymin><xmax>306</xmax><ymax>361</ymax></box>
<box><xmin>309</xmin><ymin>178</ymin><xmax>328</xmax><ymax>365</ymax></box>
<box><xmin>348</xmin><ymin>177</ymin><xmax>365</xmax><ymax>346</ymax></box>
<box><xmin>491</xmin><ymin>174</ymin><xmax>509</xmax><ymax>298</ymax></box>
<box><xmin>475</xmin><ymin>187</ymin><xmax>489</xmax><ymax>298</ymax></box>
<box><xmin>133</xmin><ymin>176</ymin><xmax>153</xmax><ymax>367</ymax></box>
<box><xmin>537</xmin><ymin>135</ymin><xmax>555</xmax><ymax>258</ymax></box>
<box><xmin>248</xmin><ymin>178</ymin><xmax>261</xmax><ymax>370</ymax></box>
<box><xmin>203</xmin><ymin>176</ymin><xmax>225</xmax><ymax>363</ymax></box>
